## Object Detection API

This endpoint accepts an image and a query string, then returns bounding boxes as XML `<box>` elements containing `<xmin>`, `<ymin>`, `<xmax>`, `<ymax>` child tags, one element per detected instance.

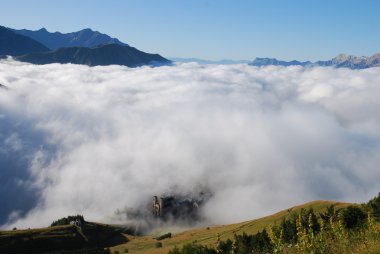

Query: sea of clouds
<box><xmin>1</xmin><ymin>59</ymin><xmax>380</xmax><ymax>229</ymax></box>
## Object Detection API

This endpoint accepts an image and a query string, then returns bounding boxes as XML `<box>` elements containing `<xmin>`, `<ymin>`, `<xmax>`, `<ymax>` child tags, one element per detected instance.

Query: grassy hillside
<box><xmin>110</xmin><ymin>200</ymin><xmax>351</xmax><ymax>254</ymax></box>
<box><xmin>0</xmin><ymin>222</ymin><xmax>128</xmax><ymax>254</ymax></box>
<box><xmin>3</xmin><ymin>199</ymin><xmax>376</xmax><ymax>254</ymax></box>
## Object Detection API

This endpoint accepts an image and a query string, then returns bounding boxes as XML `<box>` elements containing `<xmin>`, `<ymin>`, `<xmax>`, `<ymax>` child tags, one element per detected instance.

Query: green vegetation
<box><xmin>365</xmin><ymin>192</ymin><xmax>380</xmax><ymax>220</ymax></box>
<box><xmin>110</xmin><ymin>200</ymin><xmax>351</xmax><ymax>254</ymax></box>
<box><xmin>3</xmin><ymin>194</ymin><xmax>380</xmax><ymax>254</ymax></box>
<box><xmin>340</xmin><ymin>206</ymin><xmax>366</xmax><ymax>230</ymax></box>
<box><xmin>165</xmin><ymin>193</ymin><xmax>380</xmax><ymax>254</ymax></box>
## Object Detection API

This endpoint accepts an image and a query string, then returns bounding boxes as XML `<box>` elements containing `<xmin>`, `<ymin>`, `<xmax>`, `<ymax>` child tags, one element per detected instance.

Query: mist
<box><xmin>1</xmin><ymin>59</ymin><xmax>380</xmax><ymax>229</ymax></box>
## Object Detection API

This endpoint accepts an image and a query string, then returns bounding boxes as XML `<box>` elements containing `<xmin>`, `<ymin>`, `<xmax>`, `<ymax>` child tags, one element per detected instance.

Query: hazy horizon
<box><xmin>1</xmin><ymin>0</ymin><xmax>380</xmax><ymax>61</ymax></box>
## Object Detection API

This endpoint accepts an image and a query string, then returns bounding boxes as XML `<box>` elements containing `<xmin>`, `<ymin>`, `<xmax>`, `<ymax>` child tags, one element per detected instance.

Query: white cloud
<box><xmin>4</xmin><ymin>133</ymin><xmax>23</xmax><ymax>151</ymax></box>
<box><xmin>0</xmin><ymin>59</ymin><xmax>380</xmax><ymax>229</ymax></box>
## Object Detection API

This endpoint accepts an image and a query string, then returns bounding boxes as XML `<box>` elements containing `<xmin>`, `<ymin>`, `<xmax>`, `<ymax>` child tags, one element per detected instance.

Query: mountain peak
<box><xmin>79</xmin><ymin>28</ymin><xmax>94</xmax><ymax>34</ymax></box>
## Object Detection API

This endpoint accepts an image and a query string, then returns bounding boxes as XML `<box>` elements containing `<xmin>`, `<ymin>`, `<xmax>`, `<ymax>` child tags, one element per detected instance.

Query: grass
<box><xmin>110</xmin><ymin>200</ymin><xmax>351</xmax><ymax>254</ymax></box>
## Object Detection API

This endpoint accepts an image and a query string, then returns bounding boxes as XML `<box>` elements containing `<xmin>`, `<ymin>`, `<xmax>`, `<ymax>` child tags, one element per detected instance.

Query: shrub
<box><xmin>341</xmin><ymin>206</ymin><xmax>366</xmax><ymax>230</ymax></box>
<box><xmin>217</xmin><ymin>239</ymin><xmax>232</xmax><ymax>254</ymax></box>
<box><xmin>155</xmin><ymin>242</ymin><xmax>163</xmax><ymax>248</ymax></box>
<box><xmin>156</xmin><ymin>232</ymin><xmax>172</xmax><ymax>240</ymax></box>
<box><xmin>51</xmin><ymin>215</ymin><xmax>85</xmax><ymax>227</ymax></box>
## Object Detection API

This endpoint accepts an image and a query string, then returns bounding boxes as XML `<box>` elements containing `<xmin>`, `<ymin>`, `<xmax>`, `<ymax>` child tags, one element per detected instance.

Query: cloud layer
<box><xmin>1</xmin><ymin>59</ymin><xmax>380</xmax><ymax>229</ymax></box>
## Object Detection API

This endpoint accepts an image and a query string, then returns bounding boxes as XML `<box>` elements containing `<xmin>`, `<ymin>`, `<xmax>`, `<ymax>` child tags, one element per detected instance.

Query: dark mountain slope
<box><xmin>0</xmin><ymin>26</ymin><xmax>49</xmax><ymax>56</ymax></box>
<box><xmin>16</xmin><ymin>43</ymin><xmax>171</xmax><ymax>67</ymax></box>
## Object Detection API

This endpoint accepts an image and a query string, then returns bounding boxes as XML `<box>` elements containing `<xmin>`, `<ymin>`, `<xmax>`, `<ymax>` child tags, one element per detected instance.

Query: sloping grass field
<box><xmin>110</xmin><ymin>200</ymin><xmax>351</xmax><ymax>254</ymax></box>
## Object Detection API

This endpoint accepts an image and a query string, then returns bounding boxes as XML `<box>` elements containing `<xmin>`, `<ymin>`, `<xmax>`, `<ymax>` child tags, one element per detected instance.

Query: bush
<box><xmin>341</xmin><ymin>206</ymin><xmax>366</xmax><ymax>230</ymax></box>
<box><xmin>217</xmin><ymin>239</ymin><xmax>232</xmax><ymax>254</ymax></box>
<box><xmin>155</xmin><ymin>242</ymin><xmax>163</xmax><ymax>248</ymax></box>
<box><xmin>51</xmin><ymin>215</ymin><xmax>85</xmax><ymax>227</ymax></box>
<box><xmin>156</xmin><ymin>232</ymin><xmax>172</xmax><ymax>240</ymax></box>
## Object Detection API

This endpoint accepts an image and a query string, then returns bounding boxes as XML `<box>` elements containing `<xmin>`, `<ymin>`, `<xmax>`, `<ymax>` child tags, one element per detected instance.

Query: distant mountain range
<box><xmin>15</xmin><ymin>43</ymin><xmax>171</xmax><ymax>67</ymax></box>
<box><xmin>12</xmin><ymin>27</ymin><xmax>127</xmax><ymax>50</ymax></box>
<box><xmin>249</xmin><ymin>58</ymin><xmax>311</xmax><ymax>67</ymax></box>
<box><xmin>250</xmin><ymin>53</ymin><xmax>380</xmax><ymax>69</ymax></box>
<box><xmin>0</xmin><ymin>26</ymin><xmax>170</xmax><ymax>67</ymax></box>
<box><xmin>171</xmin><ymin>54</ymin><xmax>380</xmax><ymax>69</ymax></box>
<box><xmin>1</xmin><ymin>25</ymin><xmax>379</xmax><ymax>69</ymax></box>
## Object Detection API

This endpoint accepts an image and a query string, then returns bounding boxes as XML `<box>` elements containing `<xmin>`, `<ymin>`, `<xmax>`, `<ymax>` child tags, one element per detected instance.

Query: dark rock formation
<box><xmin>152</xmin><ymin>192</ymin><xmax>211</xmax><ymax>221</ymax></box>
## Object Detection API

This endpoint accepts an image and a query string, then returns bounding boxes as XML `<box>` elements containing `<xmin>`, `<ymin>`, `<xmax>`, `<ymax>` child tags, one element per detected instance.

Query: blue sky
<box><xmin>1</xmin><ymin>0</ymin><xmax>379</xmax><ymax>61</ymax></box>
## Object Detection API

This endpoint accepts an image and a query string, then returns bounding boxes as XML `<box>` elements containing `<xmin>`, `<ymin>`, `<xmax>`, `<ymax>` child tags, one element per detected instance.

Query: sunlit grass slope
<box><xmin>111</xmin><ymin>200</ymin><xmax>351</xmax><ymax>254</ymax></box>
